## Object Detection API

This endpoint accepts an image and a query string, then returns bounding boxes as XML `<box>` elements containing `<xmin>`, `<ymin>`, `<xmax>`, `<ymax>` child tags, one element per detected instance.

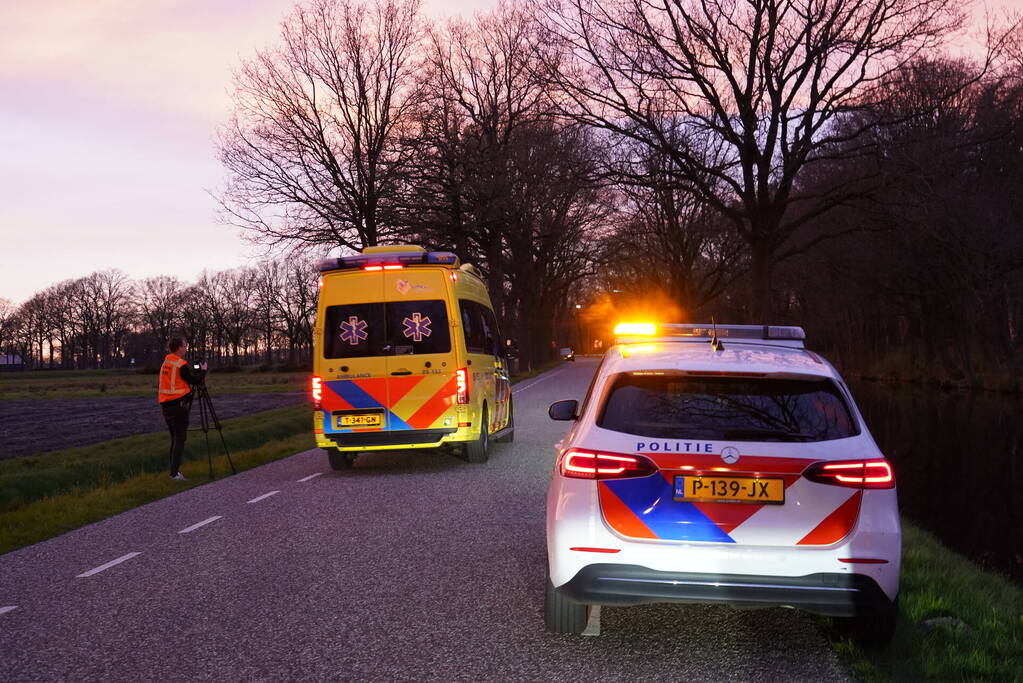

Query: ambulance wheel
<box><xmin>463</xmin><ymin>407</ymin><xmax>489</xmax><ymax>464</ymax></box>
<box><xmin>495</xmin><ymin>400</ymin><xmax>514</xmax><ymax>443</ymax></box>
<box><xmin>545</xmin><ymin>572</ymin><xmax>589</xmax><ymax>634</ymax></box>
<box><xmin>327</xmin><ymin>450</ymin><xmax>356</xmax><ymax>470</ymax></box>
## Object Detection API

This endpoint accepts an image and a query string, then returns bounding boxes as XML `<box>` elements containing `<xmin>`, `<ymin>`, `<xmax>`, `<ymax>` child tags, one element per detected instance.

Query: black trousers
<box><xmin>161</xmin><ymin>398</ymin><xmax>191</xmax><ymax>476</ymax></box>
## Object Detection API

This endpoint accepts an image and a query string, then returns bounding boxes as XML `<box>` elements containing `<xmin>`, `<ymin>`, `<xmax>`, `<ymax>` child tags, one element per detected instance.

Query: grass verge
<box><xmin>825</xmin><ymin>519</ymin><xmax>1023</xmax><ymax>681</ymax></box>
<box><xmin>0</xmin><ymin>432</ymin><xmax>313</xmax><ymax>554</ymax></box>
<box><xmin>0</xmin><ymin>405</ymin><xmax>309</xmax><ymax>514</ymax></box>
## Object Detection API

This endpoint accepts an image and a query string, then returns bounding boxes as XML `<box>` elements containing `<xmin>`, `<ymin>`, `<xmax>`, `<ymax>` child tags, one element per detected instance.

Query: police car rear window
<box><xmin>324</xmin><ymin>301</ymin><xmax>450</xmax><ymax>358</ymax></box>
<box><xmin>598</xmin><ymin>374</ymin><xmax>858</xmax><ymax>442</ymax></box>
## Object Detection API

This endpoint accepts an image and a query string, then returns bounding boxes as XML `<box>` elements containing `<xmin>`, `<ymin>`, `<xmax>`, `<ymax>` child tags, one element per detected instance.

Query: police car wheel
<box><xmin>495</xmin><ymin>400</ymin><xmax>514</xmax><ymax>443</ymax></box>
<box><xmin>463</xmin><ymin>407</ymin><xmax>489</xmax><ymax>463</ymax></box>
<box><xmin>544</xmin><ymin>573</ymin><xmax>589</xmax><ymax>634</ymax></box>
<box><xmin>327</xmin><ymin>450</ymin><xmax>356</xmax><ymax>470</ymax></box>
<box><xmin>836</xmin><ymin>597</ymin><xmax>898</xmax><ymax>648</ymax></box>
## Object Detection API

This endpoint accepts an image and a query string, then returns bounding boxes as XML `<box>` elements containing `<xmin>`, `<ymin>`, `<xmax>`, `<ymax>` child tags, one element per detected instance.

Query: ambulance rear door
<box><xmin>381</xmin><ymin>268</ymin><xmax>459</xmax><ymax>434</ymax></box>
<box><xmin>319</xmin><ymin>271</ymin><xmax>390</xmax><ymax>435</ymax></box>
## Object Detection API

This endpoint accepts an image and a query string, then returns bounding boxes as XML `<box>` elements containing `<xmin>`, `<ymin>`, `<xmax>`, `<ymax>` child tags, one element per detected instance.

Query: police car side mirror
<box><xmin>548</xmin><ymin>399</ymin><xmax>578</xmax><ymax>421</ymax></box>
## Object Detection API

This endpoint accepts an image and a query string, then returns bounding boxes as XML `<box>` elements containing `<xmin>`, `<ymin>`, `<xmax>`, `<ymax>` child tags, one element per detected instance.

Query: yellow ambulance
<box><xmin>311</xmin><ymin>245</ymin><xmax>514</xmax><ymax>469</ymax></box>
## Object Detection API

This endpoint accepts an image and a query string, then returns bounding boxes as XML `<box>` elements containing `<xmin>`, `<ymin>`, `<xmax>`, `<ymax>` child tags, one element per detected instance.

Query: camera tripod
<box><xmin>190</xmin><ymin>382</ymin><xmax>237</xmax><ymax>480</ymax></box>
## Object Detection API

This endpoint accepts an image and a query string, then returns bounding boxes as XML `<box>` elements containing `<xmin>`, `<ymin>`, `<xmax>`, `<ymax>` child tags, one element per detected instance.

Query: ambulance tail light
<box><xmin>803</xmin><ymin>459</ymin><xmax>895</xmax><ymax>489</ymax></box>
<box><xmin>561</xmin><ymin>449</ymin><xmax>657</xmax><ymax>480</ymax></box>
<box><xmin>455</xmin><ymin>368</ymin><xmax>469</xmax><ymax>404</ymax></box>
<box><xmin>311</xmin><ymin>376</ymin><xmax>322</xmax><ymax>410</ymax></box>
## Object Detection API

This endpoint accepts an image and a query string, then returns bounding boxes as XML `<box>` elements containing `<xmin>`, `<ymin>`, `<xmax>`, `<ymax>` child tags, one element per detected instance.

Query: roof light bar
<box><xmin>614</xmin><ymin>323</ymin><xmax>807</xmax><ymax>348</ymax></box>
<box><xmin>318</xmin><ymin>248</ymin><xmax>461</xmax><ymax>272</ymax></box>
<box><xmin>613</xmin><ymin>322</ymin><xmax>657</xmax><ymax>336</ymax></box>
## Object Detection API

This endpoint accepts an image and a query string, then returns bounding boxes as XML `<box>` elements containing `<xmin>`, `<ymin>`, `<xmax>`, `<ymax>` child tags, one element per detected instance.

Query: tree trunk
<box><xmin>751</xmin><ymin>238</ymin><xmax>774</xmax><ymax>321</ymax></box>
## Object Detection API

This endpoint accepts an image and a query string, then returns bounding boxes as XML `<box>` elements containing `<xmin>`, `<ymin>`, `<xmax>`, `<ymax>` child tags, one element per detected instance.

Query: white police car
<box><xmin>545</xmin><ymin>324</ymin><xmax>900</xmax><ymax>645</ymax></box>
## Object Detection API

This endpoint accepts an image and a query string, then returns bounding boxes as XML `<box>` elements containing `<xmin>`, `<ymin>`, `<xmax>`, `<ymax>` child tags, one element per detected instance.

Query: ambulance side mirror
<box><xmin>548</xmin><ymin>399</ymin><xmax>578</xmax><ymax>421</ymax></box>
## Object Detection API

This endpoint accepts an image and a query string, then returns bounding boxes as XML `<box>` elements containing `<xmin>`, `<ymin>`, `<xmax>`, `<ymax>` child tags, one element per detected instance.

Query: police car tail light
<box><xmin>561</xmin><ymin>449</ymin><xmax>657</xmax><ymax>479</ymax></box>
<box><xmin>311</xmin><ymin>376</ymin><xmax>322</xmax><ymax>410</ymax></box>
<box><xmin>455</xmin><ymin>368</ymin><xmax>469</xmax><ymax>404</ymax></box>
<box><xmin>803</xmin><ymin>459</ymin><xmax>895</xmax><ymax>489</ymax></box>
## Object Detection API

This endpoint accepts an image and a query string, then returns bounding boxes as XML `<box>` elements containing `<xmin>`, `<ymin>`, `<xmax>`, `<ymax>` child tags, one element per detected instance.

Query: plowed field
<box><xmin>0</xmin><ymin>392</ymin><xmax>307</xmax><ymax>460</ymax></box>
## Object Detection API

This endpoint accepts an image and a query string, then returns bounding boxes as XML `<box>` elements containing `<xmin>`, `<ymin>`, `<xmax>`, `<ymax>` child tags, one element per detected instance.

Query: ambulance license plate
<box><xmin>337</xmin><ymin>413</ymin><xmax>382</xmax><ymax>428</ymax></box>
<box><xmin>673</xmin><ymin>475</ymin><xmax>784</xmax><ymax>504</ymax></box>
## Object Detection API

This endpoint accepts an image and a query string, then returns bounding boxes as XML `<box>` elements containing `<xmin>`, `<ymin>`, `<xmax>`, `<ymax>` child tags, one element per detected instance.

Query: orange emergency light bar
<box><xmin>613</xmin><ymin>322</ymin><xmax>657</xmax><ymax>336</ymax></box>
<box><xmin>614</xmin><ymin>323</ymin><xmax>807</xmax><ymax>348</ymax></box>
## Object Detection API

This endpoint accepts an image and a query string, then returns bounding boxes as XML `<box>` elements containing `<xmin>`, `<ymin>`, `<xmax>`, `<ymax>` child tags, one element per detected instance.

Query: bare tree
<box><xmin>0</xmin><ymin>298</ymin><xmax>16</xmax><ymax>358</ymax></box>
<box><xmin>606</xmin><ymin>144</ymin><xmax>746</xmax><ymax>315</ymax></box>
<box><xmin>218</xmin><ymin>0</ymin><xmax>425</xmax><ymax>252</ymax></box>
<box><xmin>502</xmin><ymin>121</ymin><xmax>610</xmax><ymax>366</ymax></box>
<box><xmin>275</xmin><ymin>257</ymin><xmax>319</xmax><ymax>364</ymax></box>
<box><xmin>254</xmin><ymin>260</ymin><xmax>285</xmax><ymax>364</ymax></box>
<box><xmin>410</xmin><ymin>2</ymin><xmax>552</xmax><ymax>319</ymax></box>
<box><xmin>535</xmin><ymin>0</ymin><xmax>967</xmax><ymax>317</ymax></box>
<box><xmin>138</xmin><ymin>276</ymin><xmax>185</xmax><ymax>357</ymax></box>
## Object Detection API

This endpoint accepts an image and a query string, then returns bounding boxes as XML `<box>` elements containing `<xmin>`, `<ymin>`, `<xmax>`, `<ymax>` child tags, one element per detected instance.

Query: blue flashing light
<box><xmin>427</xmin><ymin>252</ymin><xmax>457</xmax><ymax>264</ymax></box>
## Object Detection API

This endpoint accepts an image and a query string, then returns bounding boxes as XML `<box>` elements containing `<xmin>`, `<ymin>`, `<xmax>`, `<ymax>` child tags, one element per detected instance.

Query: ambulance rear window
<box><xmin>597</xmin><ymin>374</ymin><xmax>858</xmax><ymax>442</ymax></box>
<box><xmin>324</xmin><ymin>301</ymin><xmax>450</xmax><ymax>358</ymax></box>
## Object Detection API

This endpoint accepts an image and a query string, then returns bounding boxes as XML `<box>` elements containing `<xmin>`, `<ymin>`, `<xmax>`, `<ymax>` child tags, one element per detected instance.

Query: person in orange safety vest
<box><xmin>159</xmin><ymin>338</ymin><xmax>207</xmax><ymax>480</ymax></box>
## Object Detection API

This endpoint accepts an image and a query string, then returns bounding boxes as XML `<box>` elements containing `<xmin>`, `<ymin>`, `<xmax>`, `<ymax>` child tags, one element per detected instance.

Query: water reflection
<box><xmin>849</xmin><ymin>380</ymin><xmax>1022</xmax><ymax>582</ymax></box>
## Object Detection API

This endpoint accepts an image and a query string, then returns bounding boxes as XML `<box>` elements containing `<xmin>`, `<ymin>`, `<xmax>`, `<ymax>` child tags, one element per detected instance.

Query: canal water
<box><xmin>849</xmin><ymin>380</ymin><xmax>1022</xmax><ymax>582</ymax></box>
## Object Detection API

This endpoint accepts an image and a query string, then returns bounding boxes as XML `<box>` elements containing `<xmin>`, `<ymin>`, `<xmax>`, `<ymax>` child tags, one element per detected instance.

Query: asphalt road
<box><xmin>0</xmin><ymin>358</ymin><xmax>851</xmax><ymax>682</ymax></box>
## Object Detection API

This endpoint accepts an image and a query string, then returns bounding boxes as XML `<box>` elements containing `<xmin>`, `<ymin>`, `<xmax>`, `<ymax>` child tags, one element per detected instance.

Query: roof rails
<box><xmin>318</xmin><ymin>244</ymin><xmax>460</xmax><ymax>272</ymax></box>
<box><xmin>614</xmin><ymin>323</ymin><xmax>806</xmax><ymax>349</ymax></box>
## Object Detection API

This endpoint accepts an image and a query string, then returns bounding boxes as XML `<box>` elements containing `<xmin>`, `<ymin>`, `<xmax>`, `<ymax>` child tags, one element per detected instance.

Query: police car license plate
<box><xmin>337</xmin><ymin>413</ymin><xmax>382</xmax><ymax>428</ymax></box>
<box><xmin>674</xmin><ymin>475</ymin><xmax>785</xmax><ymax>504</ymax></box>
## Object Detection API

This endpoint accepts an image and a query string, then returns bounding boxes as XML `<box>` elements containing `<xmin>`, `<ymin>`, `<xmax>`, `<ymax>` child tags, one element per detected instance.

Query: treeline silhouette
<box><xmin>0</xmin><ymin>259</ymin><xmax>318</xmax><ymax>370</ymax></box>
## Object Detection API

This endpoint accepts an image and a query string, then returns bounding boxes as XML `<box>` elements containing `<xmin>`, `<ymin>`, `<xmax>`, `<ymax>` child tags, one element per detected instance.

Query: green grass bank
<box><xmin>827</xmin><ymin>520</ymin><xmax>1022</xmax><ymax>681</ymax></box>
<box><xmin>0</xmin><ymin>405</ymin><xmax>308</xmax><ymax>516</ymax></box>
<box><xmin>0</xmin><ymin>432</ymin><xmax>313</xmax><ymax>554</ymax></box>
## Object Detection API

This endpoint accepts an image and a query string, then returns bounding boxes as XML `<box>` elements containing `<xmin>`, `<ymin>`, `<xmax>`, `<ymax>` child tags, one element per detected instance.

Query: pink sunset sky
<box><xmin>0</xmin><ymin>0</ymin><xmax>1015</xmax><ymax>304</ymax></box>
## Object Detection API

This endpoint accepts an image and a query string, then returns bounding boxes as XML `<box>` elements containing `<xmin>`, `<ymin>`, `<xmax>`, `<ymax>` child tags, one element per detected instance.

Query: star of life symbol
<box><xmin>720</xmin><ymin>446</ymin><xmax>741</xmax><ymax>464</ymax></box>
<box><xmin>339</xmin><ymin>316</ymin><xmax>368</xmax><ymax>345</ymax></box>
<box><xmin>402</xmin><ymin>312</ymin><xmax>432</xmax><ymax>342</ymax></box>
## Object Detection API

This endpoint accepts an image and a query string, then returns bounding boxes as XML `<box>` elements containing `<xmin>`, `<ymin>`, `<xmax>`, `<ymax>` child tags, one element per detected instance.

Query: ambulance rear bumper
<box><xmin>557</xmin><ymin>563</ymin><xmax>892</xmax><ymax>617</ymax></box>
<box><xmin>325</xmin><ymin>428</ymin><xmax>457</xmax><ymax>449</ymax></box>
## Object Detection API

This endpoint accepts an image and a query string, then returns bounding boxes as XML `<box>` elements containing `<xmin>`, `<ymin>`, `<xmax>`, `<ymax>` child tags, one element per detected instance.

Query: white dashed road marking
<box><xmin>0</xmin><ymin>606</ymin><xmax>18</xmax><ymax>616</ymax></box>
<box><xmin>76</xmin><ymin>552</ymin><xmax>141</xmax><ymax>578</ymax></box>
<box><xmin>298</xmin><ymin>472</ymin><xmax>323</xmax><ymax>482</ymax></box>
<box><xmin>178</xmin><ymin>516</ymin><xmax>223</xmax><ymax>534</ymax></box>
<box><xmin>513</xmin><ymin>367</ymin><xmax>570</xmax><ymax>395</ymax></box>
<box><xmin>247</xmin><ymin>491</ymin><xmax>280</xmax><ymax>504</ymax></box>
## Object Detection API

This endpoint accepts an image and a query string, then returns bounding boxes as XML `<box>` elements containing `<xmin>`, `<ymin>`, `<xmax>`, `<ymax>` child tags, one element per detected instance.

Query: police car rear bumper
<box><xmin>557</xmin><ymin>563</ymin><xmax>892</xmax><ymax>617</ymax></box>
